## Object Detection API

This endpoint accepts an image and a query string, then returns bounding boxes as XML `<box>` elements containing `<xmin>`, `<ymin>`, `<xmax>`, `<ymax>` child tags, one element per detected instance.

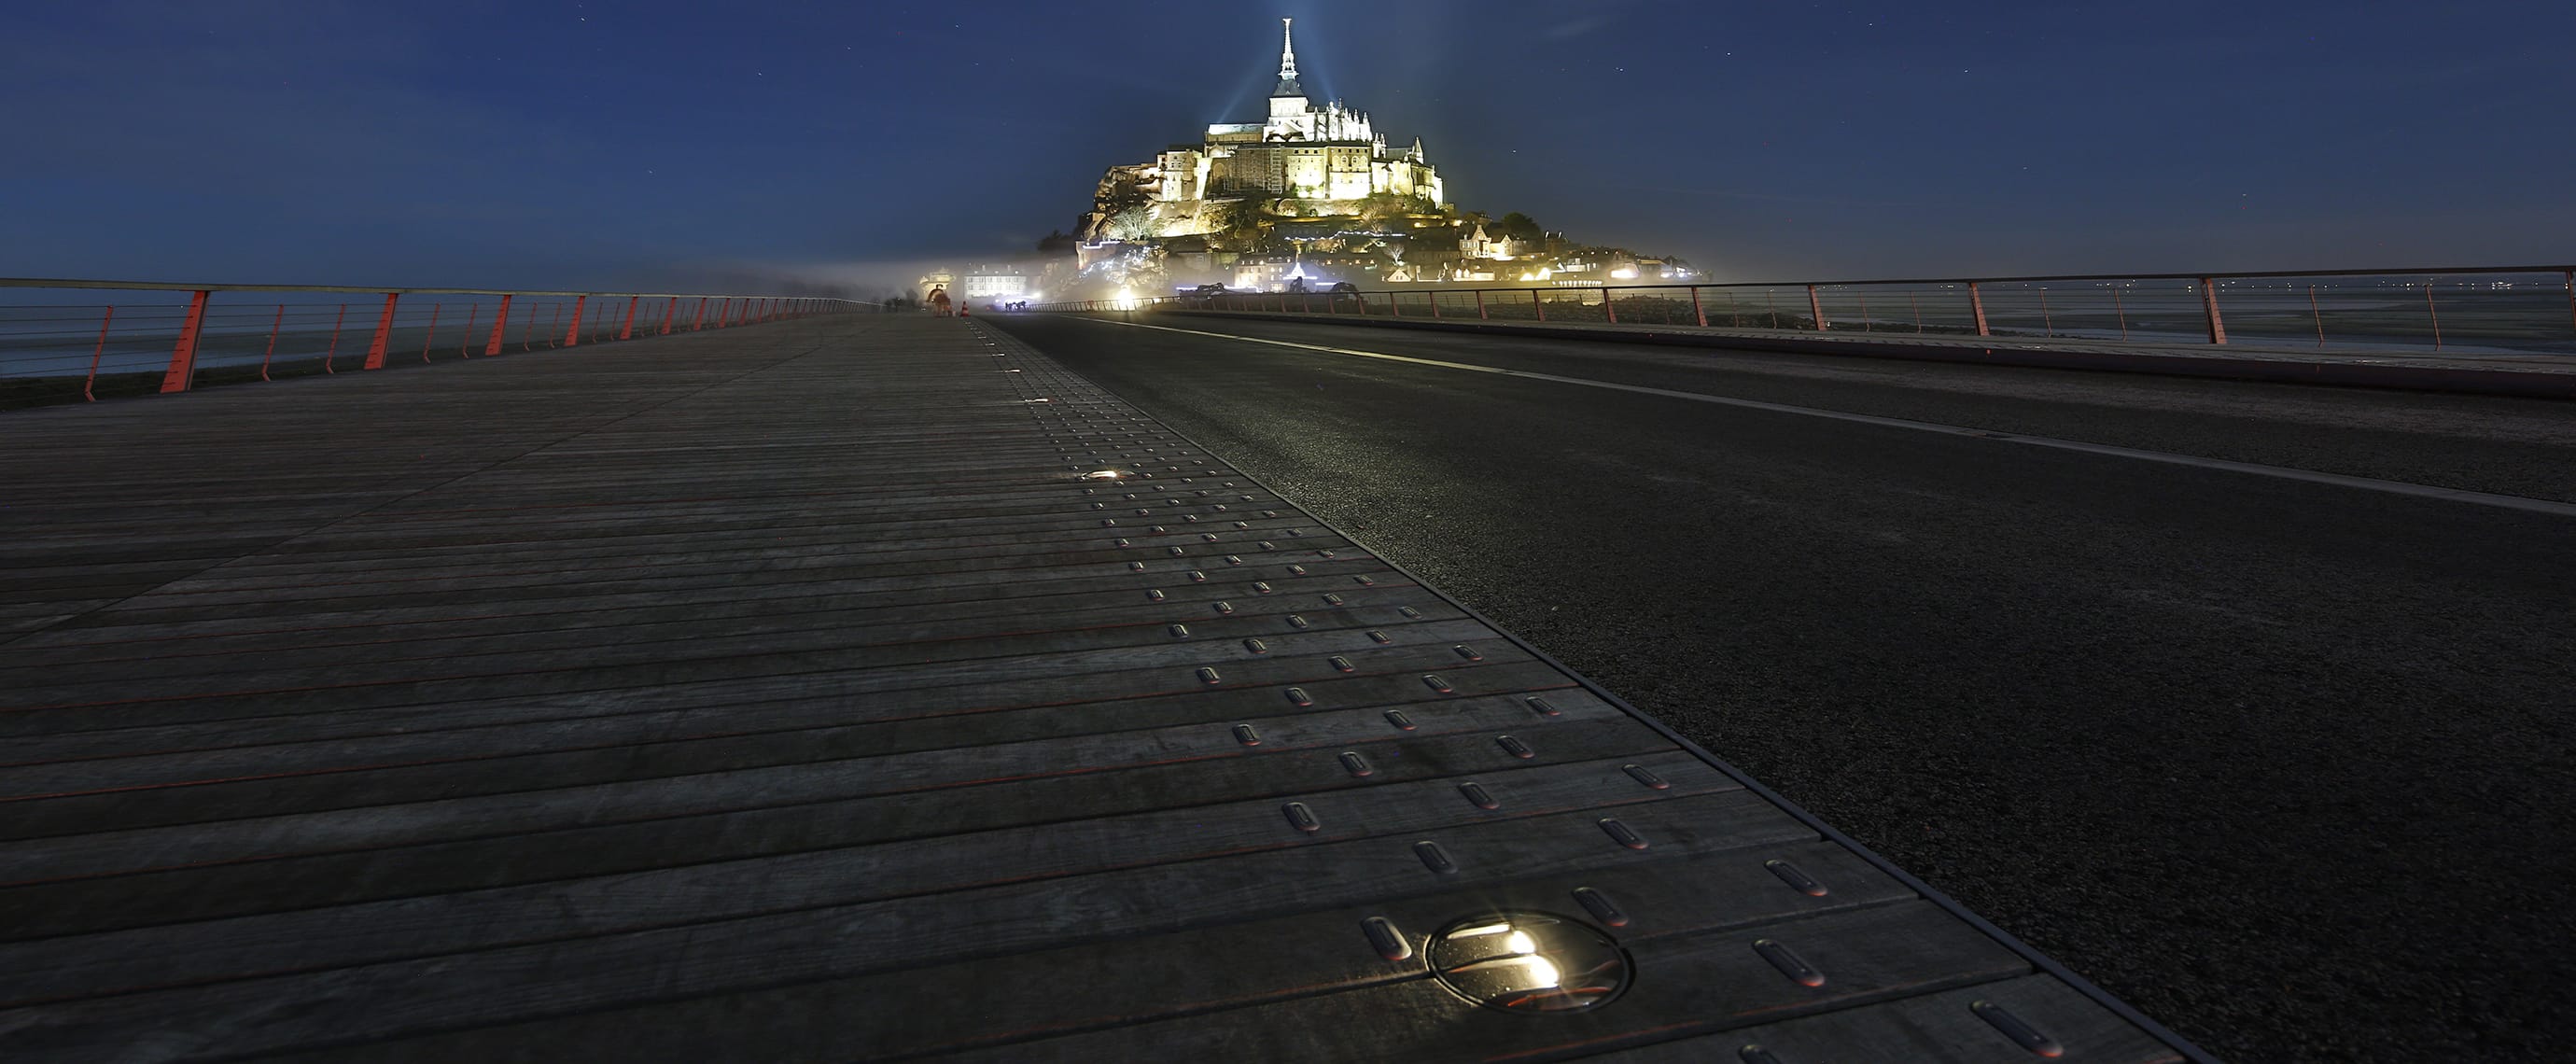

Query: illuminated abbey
<box><xmin>1171</xmin><ymin>19</ymin><xmax>1441</xmax><ymax>204</ymax></box>
<box><xmin>1079</xmin><ymin>19</ymin><xmax>1444</xmax><ymax>242</ymax></box>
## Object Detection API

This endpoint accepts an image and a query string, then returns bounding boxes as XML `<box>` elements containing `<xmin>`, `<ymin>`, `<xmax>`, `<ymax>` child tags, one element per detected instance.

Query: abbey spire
<box><xmin>1272</xmin><ymin>18</ymin><xmax>1303</xmax><ymax>97</ymax></box>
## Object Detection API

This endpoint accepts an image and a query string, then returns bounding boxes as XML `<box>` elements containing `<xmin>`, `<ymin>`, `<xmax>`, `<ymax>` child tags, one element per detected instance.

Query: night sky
<box><xmin>4</xmin><ymin>1</ymin><xmax>2568</xmax><ymax>294</ymax></box>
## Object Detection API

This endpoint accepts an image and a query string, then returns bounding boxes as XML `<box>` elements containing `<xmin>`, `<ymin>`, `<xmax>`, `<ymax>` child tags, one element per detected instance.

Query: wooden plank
<box><xmin>0</xmin><ymin>687</ymin><xmax>1611</xmax><ymax>937</ymax></box>
<box><xmin>135</xmin><ymin>509</ymin><xmax>1311</xmax><ymax>586</ymax></box>
<box><xmin>0</xmin><ymin>601</ymin><xmax>1528</xmax><ymax>769</ymax></box>
<box><xmin>0</xmin><ymin>796</ymin><xmax>1822</xmax><ymax>1058</ymax></box>
<box><xmin>0</xmin><ymin>621</ymin><xmax>1521</xmax><ymax>749</ymax></box>
<box><xmin>7</xmin><ymin>555</ymin><xmax>1400</xmax><ymax>651</ymax></box>
<box><xmin>18</xmin><ymin>538</ymin><xmax>1371</xmax><ymax>637</ymax></box>
<box><xmin>18</xmin><ymin>532</ymin><xmax>1363</xmax><ymax>627</ymax></box>
<box><xmin>243</xmin><ymin>841</ymin><xmax>1911</xmax><ymax>1063</ymax></box>
<box><xmin>0</xmin><ymin>577</ymin><xmax>1425</xmax><ymax>696</ymax></box>
<box><xmin>0</xmin><ymin>711</ymin><xmax>1666</xmax><ymax>882</ymax></box>
<box><xmin>0</xmin><ymin>752</ymin><xmax>1733</xmax><ymax>1004</ymax></box>
<box><xmin>0</xmin><ymin>568</ymin><xmax>1424</xmax><ymax>679</ymax></box>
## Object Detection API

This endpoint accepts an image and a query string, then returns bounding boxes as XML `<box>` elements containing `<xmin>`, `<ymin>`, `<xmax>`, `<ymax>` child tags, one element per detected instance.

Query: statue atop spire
<box><xmin>1272</xmin><ymin>17</ymin><xmax>1303</xmax><ymax>98</ymax></box>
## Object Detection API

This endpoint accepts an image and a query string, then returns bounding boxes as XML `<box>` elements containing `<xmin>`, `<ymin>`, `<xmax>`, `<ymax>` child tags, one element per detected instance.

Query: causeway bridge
<box><xmin>6</xmin><ymin>274</ymin><xmax>2574</xmax><ymax>1061</ymax></box>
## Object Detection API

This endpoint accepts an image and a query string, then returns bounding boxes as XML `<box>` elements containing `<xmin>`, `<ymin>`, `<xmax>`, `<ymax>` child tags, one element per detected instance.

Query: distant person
<box><xmin>928</xmin><ymin>287</ymin><xmax>952</xmax><ymax>317</ymax></box>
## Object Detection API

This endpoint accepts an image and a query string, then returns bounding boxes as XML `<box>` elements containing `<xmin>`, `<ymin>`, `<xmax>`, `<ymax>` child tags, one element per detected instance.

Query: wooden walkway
<box><xmin>0</xmin><ymin>315</ymin><xmax>2193</xmax><ymax>1061</ymax></box>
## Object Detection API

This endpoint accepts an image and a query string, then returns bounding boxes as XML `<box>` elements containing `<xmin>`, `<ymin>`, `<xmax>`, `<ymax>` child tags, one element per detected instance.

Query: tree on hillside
<box><xmin>1495</xmin><ymin>212</ymin><xmax>1545</xmax><ymax>243</ymax></box>
<box><xmin>1102</xmin><ymin>205</ymin><xmax>1157</xmax><ymax>243</ymax></box>
<box><xmin>1357</xmin><ymin>191</ymin><xmax>1424</xmax><ymax>225</ymax></box>
<box><xmin>1212</xmin><ymin>199</ymin><xmax>1266</xmax><ymax>244</ymax></box>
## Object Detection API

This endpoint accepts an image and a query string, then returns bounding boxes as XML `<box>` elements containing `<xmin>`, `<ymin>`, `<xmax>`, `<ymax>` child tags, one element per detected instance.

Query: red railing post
<box><xmin>1429</xmin><ymin>291</ymin><xmax>1440</xmax><ymax>318</ymax></box>
<box><xmin>158</xmin><ymin>289</ymin><xmax>212</xmax><ymax>393</ymax></box>
<box><xmin>83</xmin><ymin>305</ymin><xmax>115</xmax><ymax>401</ymax></box>
<box><xmin>1691</xmin><ymin>287</ymin><xmax>1706</xmax><ymax>328</ymax></box>
<box><xmin>662</xmin><ymin>297</ymin><xmax>679</xmax><ymax>335</ymax></box>
<box><xmin>1477</xmin><ymin>289</ymin><xmax>1487</xmax><ymax>319</ymax></box>
<box><xmin>1532</xmin><ymin>289</ymin><xmax>1545</xmax><ymax>322</ymax></box>
<box><xmin>1806</xmin><ymin>284</ymin><xmax>1827</xmax><ymax>331</ymax></box>
<box><xmin>484</xmin><ymin>294</ymin><xmax>514</xmax><ymax>356</ymax></box>
<box><xmin>717</xmin><ymin>298</ymin><xmax>732</xmax><ymax>329</ymax></box>
<box><xmin>693</xmin><ymin>298</ymin><xmax>708</xmax><ymax>330</ymax></box>
<box><xmin>2112</xmin><ymin>287</ymin><xmax>2127</xmax><ymax>341</ymax></box>
<box><xmin>2308</xmin><ymin>285</ymin><xmax>2324</xmax><ymax>347</ymax></box>
<box><xmin>361</xmin><ymin>292</ymin><xmax>400</xmax><ymax>370</ymax></box>
<box><xmin>1604</xmin><ymin>287</ymin><xmax>1618</xmax><ymax>324</ymax></box>
<box><xmin>564</xmin><ymin>295</ymin><xmax>587</xmax><ymax>347</ymax></box>
<box><xmin>420</xmin><ymin>301</ymin><xmax>441</xmax><ymax>361</ymax></box>
<box><xmin>619</xmin><ymin>296</ymin><xmax>638</xmax><ymax>340</ymax></box>
<box><xmin>1389</xmin><ymin>291</ymin><xmax>1401</xmax><ymax>317</ymax></box>
<box><xmin>1968</xmin><ymin>283</ymin><xmax>1991</xmax><ymax>337</ymax></box>
<box><xmin>324</xmin><ymin>303</ymin><xmax>348</xmax><ymax>372</ymax></box>
<box><xmin>261</xmin><ymin>303</ymin><xmax>283</xmax><ymax>379</ymax></box>
<box><xmin>2198</xmin><ymin>277</ymin><xmax>2228</xmax><ymax>344</ymax></box>
<box><xmin>458</xmin><ymin>304</ymin><xmax>479</xmax><ymax>357</ymax></box>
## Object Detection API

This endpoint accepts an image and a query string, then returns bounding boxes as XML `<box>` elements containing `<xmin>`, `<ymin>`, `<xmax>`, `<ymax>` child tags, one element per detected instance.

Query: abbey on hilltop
<box><xmin>1076</xmin><ymin>20</ymin><xmax>1442</xmax><ymax>245</ymax></box>
<box><xmin>1163</xmin><ymin>19</ymin><xmax>1441</xmax><ymax>206</ymax></box>
<box><xmin>941</xmin><ymin>19</ymin><xmax>1690</xmax><ymax>303</ymax></box>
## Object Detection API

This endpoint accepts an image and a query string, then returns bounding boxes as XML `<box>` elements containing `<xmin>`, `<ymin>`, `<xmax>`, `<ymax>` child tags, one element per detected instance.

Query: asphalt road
<box><xmin>986</xmin><ymin>312</ymin><xmax>2576</xmax><ymax>1064</ymax></box>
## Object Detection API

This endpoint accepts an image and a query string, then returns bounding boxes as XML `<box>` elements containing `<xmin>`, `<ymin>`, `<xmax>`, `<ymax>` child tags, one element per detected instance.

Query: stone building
<box><xmin>959</xmin><ymin>266</ymin><xmax>1030</xmax><ymax>301</ymax></box>
<box><xmin>1083</xmin><ymin>19</ymin><xmax>1445</xmax><ymax>241</ymax></box>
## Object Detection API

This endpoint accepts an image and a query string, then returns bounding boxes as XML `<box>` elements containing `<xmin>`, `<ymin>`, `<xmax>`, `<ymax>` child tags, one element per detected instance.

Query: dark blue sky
<box><xmin>3</xmin><ymin>0</ymin><xmax>2567</xmax><ymax>293</ymax></box>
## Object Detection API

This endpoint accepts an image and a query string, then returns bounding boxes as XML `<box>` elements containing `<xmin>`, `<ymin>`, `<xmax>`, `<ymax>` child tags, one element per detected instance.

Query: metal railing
<box><xmin>0</xmin><ymin>278</ymin><xmax>876</xmax><ymax>410</ymax></box>
<box><xmin>1038</xmin><ymin>265</ymin><xmax>2576</xmax><ymax>360</ymax></box>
